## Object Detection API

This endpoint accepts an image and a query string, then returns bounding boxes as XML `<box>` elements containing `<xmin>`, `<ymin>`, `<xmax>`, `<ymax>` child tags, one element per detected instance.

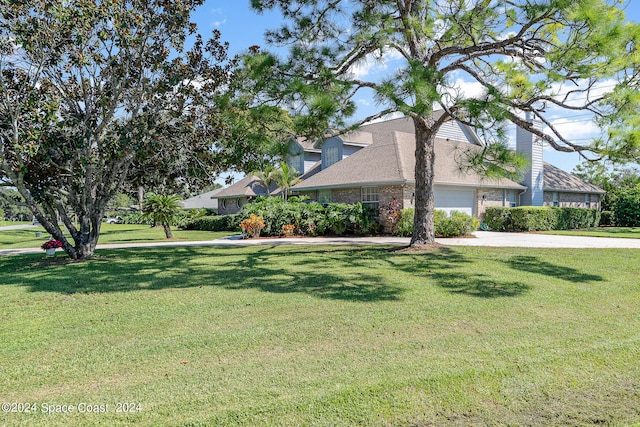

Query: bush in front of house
<box><xmin>394</xmin><ymin>208</ymin><xmax>414</xmax><ymax>237</ymax></box>
<box><xmin>181</xmin><ymin>214</ymin><xmax>241</xmax><ymax>231</ymax></box>
<box><xmin>238</xmin><ymin>196</ymin><xmax>379</xmax><ymax>237</ymax></box>
<box><xmin>484</xmin><ymin>206</ymin><xmax>601</xmax><ymax>231</ymax></box>
<box><xmin>509</xmin><ymin>206</ymin><xmax>559</xmax><ymax>231</ymax></box>
<box><xmin>483</xmin><ymin>207</ymin><xmax>512</xmax><ymax>231</ymax></box>
<box><xmin>391</xmin><ymin>209</ymin><xmax>479</xmax><ymax>237</ymax></box>
<box><xmin>555</xmin><ymin>207</ymin><xmax>601</xmax><ymax>230</ymax></box>
<box><xmin>435</xmin><ymin>210</ymin><xmax>480</xmax><ymax>237</ymax></box>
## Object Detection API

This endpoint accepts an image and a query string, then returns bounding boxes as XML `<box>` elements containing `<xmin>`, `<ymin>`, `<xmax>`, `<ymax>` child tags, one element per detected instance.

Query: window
<box><xmin>236</xmin><ymin>198</ymin><xmax>242</xmax><ymax>209</ymax></box>
<box><xmin>585</xmin><ymin>194</ymin><xmax>591</xmax><ymax>208</ymax></box>
<box><xmin>220</xmin><ymin>199</ymin><xmax>227</xmax><ymax>210</ymax></box>
<box><xmin>361</xmin><ymin>187</ymin><xmax>379</xmax><ymax>210</ymax></box>
<box><xmin>318</xmin><ymin>190</ymin><xmax>331</xmax><ymax>204</ymax></box>
<box><xmin>289</xmin><ymin>153</ymin><xmax>304</xmax><ymax>174</ymax></box>
<box><xmin>553</xmin><ymin>192</ymin><xmax>559</xmax><ymax>207</ymax></box>
<box><xmin>325</xmin><ymin>146</ymin><xmax>340</xmax><ymax>168</ymax></box>
<box><xmin>509</xmin><ymin>191</ymin><xmax>517</xmax><ymax>208</ymax></box>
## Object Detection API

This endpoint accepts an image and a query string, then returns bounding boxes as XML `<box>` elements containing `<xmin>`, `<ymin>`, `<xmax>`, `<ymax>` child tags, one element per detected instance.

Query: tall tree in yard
<box><xmin>250</xmin><ymin>0</ymin><xmax>639</xmax><ymax>247</ymax></box>
<box><xmin>0</xmin><ymin>0</ymin><xmax>230</xmax><ymax>259</ymax></box>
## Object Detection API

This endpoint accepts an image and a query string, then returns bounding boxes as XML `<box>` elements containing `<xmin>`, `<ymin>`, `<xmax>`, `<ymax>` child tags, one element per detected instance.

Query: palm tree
<box><xmin>274</xmin><ymin>161</ymin><xmax>301</xmax><ymax>200</ymax></box>
<box><xmin>252</xmin><ymin>166</ymin><xmax>276</xmax><ymax>194</ymax></box>
<box><xmin>142</xmin><ymin>193</ymin><xmax>183</xmax><ymax>239</ymax></box>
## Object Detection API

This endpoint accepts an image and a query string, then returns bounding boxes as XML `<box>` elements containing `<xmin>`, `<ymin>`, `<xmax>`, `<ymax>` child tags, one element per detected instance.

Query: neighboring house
<box><xmin>180</xmin><ymin>188</ymin><xmax>222</xmax><ymax>212</ymax></box>
<box><xmin>215</xmin><ymin>175</ymin><xmax>280</xmax><ymax>215</ymax></box>
<box><xmin>216</xmin><ymin>114</ymin><xmax>604</xmax><ymax>217</ymax></box>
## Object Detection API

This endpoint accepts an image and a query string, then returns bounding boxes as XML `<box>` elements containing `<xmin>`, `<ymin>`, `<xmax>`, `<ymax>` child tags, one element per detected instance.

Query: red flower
<box><xmin>41</xmin><ymin>240</ymin><xmax>63</xmax><ymax>250</ymax></box>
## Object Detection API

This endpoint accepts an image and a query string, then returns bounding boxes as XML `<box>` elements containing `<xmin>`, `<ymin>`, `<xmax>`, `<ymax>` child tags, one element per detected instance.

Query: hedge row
<box><xmin>393</xmin><ymin>208</ymin><xmax>480</xmax><ymax>237</ymax></box>
<box><xmin>484</xmin><ymin>206</ymin><xmax>601</xmax><ymax>232</ymax></box>
<box><xmin>180</xmin><ymin>214</ymin><xmax>241</xmax><ymax>232</ymax></box>
<box><xmin>181</xmin><ymin>197</ymin><xmax>380</xmax><ymax>236</ymax></box>
<box><xmin>238</xmin><ymin>196</ymin><xmax>380</xmax><ymax>236</ymax></box>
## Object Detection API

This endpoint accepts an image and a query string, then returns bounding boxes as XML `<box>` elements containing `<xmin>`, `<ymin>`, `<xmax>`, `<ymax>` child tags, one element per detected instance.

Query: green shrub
<box><xmin>395</xmin><ymin>209</ymin><xmax>414</xmax><ymax>237</ymax></box>
<box><xmin>613</xmin><ymin>185</ymin><xmax>640</xmax><ymax>227</ymax></box>
<box><xmin>239</xmin><ymin>197</ymin><xmax>379</xmax><ymax>237</ymax></box>
<box><xmin>118</xmin><ymin>211</ymin><xmax>153</xmax><ymax>225</ymax></box>
<box><xmin>391</xmin><ymin>209</ymin><xmax>478</xmax><ymax>237</ymax></box>
<box><xmin>181</xmin><ymin>214</ymin><xmax>241</xmax><ymax>231</ymax></box>
<box><xmin>435</xmin><ymin>210</ymin><xmax>480</xmax><ymax>237</ymax></box>
<box><xmin>600</xmin><ymin>210</ymin><xmax>614</xmax><ymax>226</ymax></box>
<box><xmin>509</xmin><ymin>206</ymin><xmax>558</xmax><ymax>231</ymax></box>
<box><xmin>484</xmin><ymin>207</ymin><xmax>512</xmax><ymax>231</ymax></box>
<box><xmin>484</xmin><ymin>206</ymin><xmax>601</xmax><ymax>231</ymax></box>
<box><xmin>175</xmin><ymin>208</ymin><xmax>208</xmax><ymax>229</ymax></box>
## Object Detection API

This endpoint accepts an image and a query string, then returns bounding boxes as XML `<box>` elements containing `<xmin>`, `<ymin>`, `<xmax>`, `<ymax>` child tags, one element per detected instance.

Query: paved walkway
<box><xmin>2</xmin><ymin>231</ymin><xmax>640</xmax><ymax>256</ymax></box>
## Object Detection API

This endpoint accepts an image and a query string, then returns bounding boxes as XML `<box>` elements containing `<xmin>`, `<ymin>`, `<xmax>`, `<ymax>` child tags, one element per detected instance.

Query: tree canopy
<box><xmin>249</xmin><ymin>0</ymin><xmax>640</xmax><ymax>246</ymax></box>
<box><xmin>0</xmin><ymin>0</ymin><xmax>236</xmax><ymax>259</ymax></box>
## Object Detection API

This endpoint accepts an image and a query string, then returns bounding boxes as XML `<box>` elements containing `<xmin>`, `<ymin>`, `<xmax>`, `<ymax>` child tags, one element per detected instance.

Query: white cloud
<box><xmin>364</xmin><ymin>111</ymin><xmax>405</xmax><ymax>124</ymax></box>
<box><xmin>347</xmin><ymin>48</ymin><xmax>404</xmax><ymax>79</ymax></box>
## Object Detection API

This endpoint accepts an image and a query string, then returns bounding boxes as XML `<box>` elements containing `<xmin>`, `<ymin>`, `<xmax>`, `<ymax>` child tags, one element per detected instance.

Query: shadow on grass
<box><xmin>505</xmin><ymin>255</ymin><xmax>603</xmax><ymax>283</ymax></box>
<box><xmin>386</xmin><ymin>247</ymin><xmax>531</xmax><ymax>298</ymax></box>
<box><xmin>3</xmin><ymin>245</ymin><xmax>601</xmax><ymax>301</ymax></box>
<box><xmin>0</xmin><ymin>246</ymin><xmax>405</xmax><ymax>302</ymax></box>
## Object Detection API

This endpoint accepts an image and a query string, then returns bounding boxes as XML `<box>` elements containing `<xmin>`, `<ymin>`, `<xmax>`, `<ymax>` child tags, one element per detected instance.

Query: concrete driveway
<box><xmin>2</xmin><ymin>231</ymin><xmax>640</xmax><ymax>257</ymax></box>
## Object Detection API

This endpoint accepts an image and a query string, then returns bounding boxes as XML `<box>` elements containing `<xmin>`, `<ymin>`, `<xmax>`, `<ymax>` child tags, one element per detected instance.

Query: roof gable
<box><xmin>293</xmin><ymin>130</ymin><xmax>525</xmax><ymax>191</ymax></box>
<box><xmin>543</xmin><ymin>163</ymin><xmax>606</xmax><ymax>194</ymax></box>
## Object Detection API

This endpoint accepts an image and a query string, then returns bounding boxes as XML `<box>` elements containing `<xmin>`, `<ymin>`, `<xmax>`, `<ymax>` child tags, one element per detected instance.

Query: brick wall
<box><xmin>477</xmin><ymin>189</ymin><xmax>505</xmax><ymax>219</ymax></box>
<box><xmin>543</xmin><ymin>192</ymin><xmax>601</xmax><ymax>210</ymax></box>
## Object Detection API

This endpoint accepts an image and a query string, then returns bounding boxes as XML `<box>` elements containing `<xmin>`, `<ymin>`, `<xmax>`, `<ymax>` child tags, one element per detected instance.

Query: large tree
<box><xmin>0</xmin><ymin>0</ymin><xmax>232</xmax><ymax>259</ymax></box>
<box><xmin>250</xmin><ymin>0</ymin><xmax>639</xmax><ymax>246</ymax></box>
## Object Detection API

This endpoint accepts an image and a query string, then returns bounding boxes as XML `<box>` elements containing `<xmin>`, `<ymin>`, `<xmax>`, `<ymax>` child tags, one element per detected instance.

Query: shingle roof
<box><xmin>543</xmin><ymin>162</ymin><xmax>606</xmax><ymax>194</ymax></box>
<box><xmin>181</xmin><ymin>189</ymin><xmax>221</xmax><ymax>209</ymax></box>
<box><xmin>215</xmin><ymin>175</ymin><xmax>278</xmax><ymax>199</ymax></box>
<box><xmin>292</xmin><ymin>130</ymin><xmax>525</xmax><ymax>191</ymax></box>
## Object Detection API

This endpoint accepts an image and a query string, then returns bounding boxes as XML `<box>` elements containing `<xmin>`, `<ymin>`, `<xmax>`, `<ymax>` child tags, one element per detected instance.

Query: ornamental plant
<box><xmin>41</xmin><ymin>239</ymin><xmax>63</xmax><ymax>250</ymax></box>
<box><xmin>240</xmin><ymin>214</ymin><xmax>265</xmax><ymax>238</ymax></box>
<box><xmin>281</xmin><ymin>224</ymin><xmax>296</xmax><ymax>236</ymax></box>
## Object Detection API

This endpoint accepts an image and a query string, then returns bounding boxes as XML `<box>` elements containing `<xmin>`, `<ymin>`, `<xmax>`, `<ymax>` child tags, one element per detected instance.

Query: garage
<box><xmin>434</xmin><ymin>186</ymin><xmax>476</xmax><ymax>216</ymax></box>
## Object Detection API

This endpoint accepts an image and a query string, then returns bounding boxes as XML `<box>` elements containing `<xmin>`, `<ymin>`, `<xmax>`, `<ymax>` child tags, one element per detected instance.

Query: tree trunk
<box><xmin>138</xmin><ymin>186</ymin><xmax>144</xmax><ymax>211</ymax></box>
<box><xmin>162</xmin><ymin>222</ymin><xmax>173</xmax><ymax>239</ymax></box>
<box><xmin>410</xmin><ymin>117</ymin><xmax>437</xmax><ymax>246</ymax></box>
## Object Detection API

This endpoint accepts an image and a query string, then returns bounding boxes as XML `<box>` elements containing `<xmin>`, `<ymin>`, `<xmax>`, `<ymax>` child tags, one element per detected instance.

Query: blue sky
<box><xmin>193</xmin><ymin>1</ymin><xmax>640</xmax><ymax>175</ymax></box>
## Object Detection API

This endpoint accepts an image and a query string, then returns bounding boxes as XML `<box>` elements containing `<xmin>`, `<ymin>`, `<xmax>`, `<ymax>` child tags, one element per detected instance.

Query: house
<box><xmin>180</xmin><ymin>188</ymin><xmax>222</xmax><ymax>212</ymax></box>
<box><xmin>216</xmin><ymin>114</ymin><xmax>604</xmax><ymax>217</ymax></box>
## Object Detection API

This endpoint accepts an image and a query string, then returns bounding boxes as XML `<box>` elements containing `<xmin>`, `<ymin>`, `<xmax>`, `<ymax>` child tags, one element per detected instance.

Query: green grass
<box><xmin>0</xmin><ymin>224</ymin><xmax>236</xmax><ymax>249</ymax></box>
<box><xmin>538</xmin><ymin>226</ymin><xmax>640</xmax><ymax>239</ymax></box>
<box><xmin>1</xmin><ymin>245</ymin><xmax>639</xmax><ymax>426</ymax></box>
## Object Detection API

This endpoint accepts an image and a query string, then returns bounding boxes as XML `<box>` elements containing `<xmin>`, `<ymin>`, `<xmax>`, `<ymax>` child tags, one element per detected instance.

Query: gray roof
<box><xmin>215</xmin><ymin>175</ymin><xmax>278</xmax><ymax>199</ymax></box>
<box><xmin>543</xmin><ymin>162</ymin><xmax>606</xmax><ymax>194</ymax></box>
<box><xmin>292</xmin><ymin>130</ymin><xmax>525</xmax><ymax>191</ymax></box>
<box><xmin>181</xmin><ymin>189</ymin><xmax>221</xmax><ymax>209</ymax></box>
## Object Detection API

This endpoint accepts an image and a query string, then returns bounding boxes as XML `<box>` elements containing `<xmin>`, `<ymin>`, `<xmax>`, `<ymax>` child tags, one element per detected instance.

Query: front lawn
<box><xmin>538</xmin><ymin>226</ymin><xmax>640</xmax><ymax>239</ymax></box>
<box><xmin>1</xmin><ymin>245</ymin><xmax>639</xmax><ymax>426</ymax></box>
<box><xmin>0</xmin><ymin>224</ymin><xmax>236</xmax><ymax>249</ymax></box>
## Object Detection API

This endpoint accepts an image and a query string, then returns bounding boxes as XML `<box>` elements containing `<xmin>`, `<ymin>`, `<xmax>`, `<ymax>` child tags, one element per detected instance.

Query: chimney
<box><xmin>516</xmin><ymin>113</ymin><xmax>544</xmax><ymax>206</ymax></box>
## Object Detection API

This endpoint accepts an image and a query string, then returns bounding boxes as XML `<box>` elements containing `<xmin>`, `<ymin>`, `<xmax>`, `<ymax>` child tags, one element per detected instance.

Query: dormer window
<box><xmin>289</xmin><ymin>153</ymin><xmax>304</xmax><ymax>174</ymax></box>
<box><xmin>325</xmin><ymin>146</ymin><xmax>340</xmax><ymax>168</ymax></box>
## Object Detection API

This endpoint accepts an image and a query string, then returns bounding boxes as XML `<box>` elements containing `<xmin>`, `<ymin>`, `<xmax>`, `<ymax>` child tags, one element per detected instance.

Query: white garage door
<box><xmin>434</xmin><ymin>187</ymin><xmax>475</xmax><ymax>216</ymax></box>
